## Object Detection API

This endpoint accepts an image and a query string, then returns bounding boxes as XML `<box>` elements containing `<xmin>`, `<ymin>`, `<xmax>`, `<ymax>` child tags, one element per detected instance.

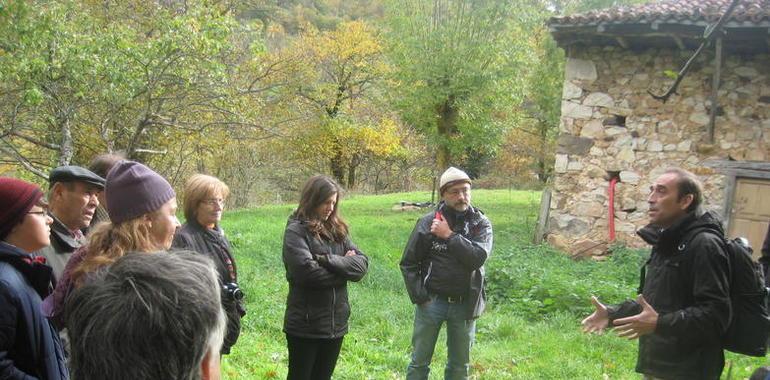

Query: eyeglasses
<box><xmin>201</xmin><ymin>198</ymin><xmax>225</xmax><ymax>206</ymax></box>
<box><xmin>27</xmin><ymin>210</ymin><xmax>48</xmax><ymax>216</ymax></box>
<box><xmin>446</xmin><ymin>188</ymin><xmax>470</xmax><ymax>197</ymax></box>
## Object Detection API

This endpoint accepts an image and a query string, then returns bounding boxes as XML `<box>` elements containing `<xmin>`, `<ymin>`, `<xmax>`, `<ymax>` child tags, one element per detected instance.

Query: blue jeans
<box><xmin>406</xmin><ymin>295</ymin><xmax>476</xmax><ymax>380</ymax></box>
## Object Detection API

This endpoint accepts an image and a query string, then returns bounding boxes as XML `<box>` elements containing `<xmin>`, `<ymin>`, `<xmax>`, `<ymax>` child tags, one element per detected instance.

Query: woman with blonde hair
<box><xmin>172</xmin><ymin>173</ymin><xmax>245</xmax><ymax>355</ymax></box>
<box><xmin>44</xmin><ymin>160</ymin><xmax>179</xmax><ymax>327</ymax></box>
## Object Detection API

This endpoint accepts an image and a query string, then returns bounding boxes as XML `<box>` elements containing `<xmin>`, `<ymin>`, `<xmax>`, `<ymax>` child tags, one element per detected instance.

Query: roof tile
<box><xmin>550</xmin><ymin>0</ymin><xmax>770</xmax><ymax>27</ymax></box>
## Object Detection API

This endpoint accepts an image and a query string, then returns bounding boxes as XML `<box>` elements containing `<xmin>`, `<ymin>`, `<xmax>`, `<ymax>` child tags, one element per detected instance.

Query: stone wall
<box><xmin>547</xmin><ymin>46</ymin><xmax>770</xmax><ymax>257</ymax></box>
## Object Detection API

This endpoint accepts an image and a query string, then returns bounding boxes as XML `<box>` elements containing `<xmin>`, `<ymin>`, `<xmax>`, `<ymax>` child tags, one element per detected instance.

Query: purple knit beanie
<box><xmin>106</xmin><ymin>161</ymin><xmax>176</xmax><ymax>224</ymax></box>
<box><xmin>0</xmin><ymin>177</ymin><xmax>44</xmax><ymax>240</ymax></box>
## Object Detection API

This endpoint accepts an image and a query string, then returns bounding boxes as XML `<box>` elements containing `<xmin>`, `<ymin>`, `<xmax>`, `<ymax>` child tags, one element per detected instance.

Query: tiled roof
<box><xmin>550</xmin><ymin>0</ymin><xmax>770</xmax><ymax>27</ymax></box>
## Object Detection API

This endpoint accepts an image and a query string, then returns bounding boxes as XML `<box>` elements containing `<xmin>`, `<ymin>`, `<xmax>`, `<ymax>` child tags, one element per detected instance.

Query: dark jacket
<box><xmin>608</xmin><ymin>211</ymin><xmax>731</xmax><ymax>380</ymax></box>
<box><xmin>172</xmin><ymin>220</ymin><xmax>245</xmax><ymax>355</ymax></box>
<box><xmin>282</xmin><ymin>216</ymin><xmax>369</xmax><ymax>339</ymax></box>
<box><xmin>760</xmin><ymin>223</ymin><xmax>770</xmax><ymax>285</ymax></box>
<box><xmin>400</xmin><ymin>202</ymin><xmax>493</xmax><ymax>320</ymax></box>
<box><xmin>35</xmin><ymin>215</ymin><xmax>84</xmax><ymax>284</ymax></box>
<box><xmin>0</xmin><ymin>242</ymin><xmax>68</xmax><ymax>380</ymax></box>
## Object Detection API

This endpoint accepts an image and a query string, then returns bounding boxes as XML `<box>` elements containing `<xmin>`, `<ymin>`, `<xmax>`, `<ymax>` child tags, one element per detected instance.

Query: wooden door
<box><xmin>728</xmin><ymin>178</ymin><xmax>770</xmax><ymax>258</ymax></box>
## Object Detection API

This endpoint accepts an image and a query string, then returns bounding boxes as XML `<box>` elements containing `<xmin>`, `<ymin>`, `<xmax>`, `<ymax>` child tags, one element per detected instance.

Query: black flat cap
<box><xmin>49</xmin><ymin>165</ymin><xmax>106</xmax><ymax>189</ymax></box>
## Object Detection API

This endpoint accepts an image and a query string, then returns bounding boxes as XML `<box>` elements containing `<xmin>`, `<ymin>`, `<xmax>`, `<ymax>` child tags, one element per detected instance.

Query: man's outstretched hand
<box><xmin>613</xmin><ymin>295</ymin><xmax>658</xmax><ymax>340</ymax></box>
<box><xmin>581</xmin><ymin>296</ymin><xmax>609</xmax><ymax>334</ymax></box>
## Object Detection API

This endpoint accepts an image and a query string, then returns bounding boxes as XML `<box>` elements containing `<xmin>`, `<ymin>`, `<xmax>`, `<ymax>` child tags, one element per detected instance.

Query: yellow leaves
<box><xmin>288</xmin><ymin>20</ymin><xmax>388</xmax><ymax>89</ymax></box>
<box><xmin>492</xmin><ymin>125</ymin><xmax>550</xmax><ymax>177</ymax></box>
<box><xmin>266</xmin><ymin>23</ymin><xmax>285</xmax><ymax>40</ymax></box>
<box><xmin>291</xmin><ymin>115</ymin><xmax>403</xmax><ymax>167</ymax></box>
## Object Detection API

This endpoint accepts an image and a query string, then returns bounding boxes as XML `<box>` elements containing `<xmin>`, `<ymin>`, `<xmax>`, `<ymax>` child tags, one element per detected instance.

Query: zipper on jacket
<box><xmin>423</xmin><ymin>262</ymin><xmax>433</xmax><ymax>287</ymax></box>
<box><xmin>331</xmin><ymin>287</ymin><xmax>336</xmax><ymax>338</ymax></box>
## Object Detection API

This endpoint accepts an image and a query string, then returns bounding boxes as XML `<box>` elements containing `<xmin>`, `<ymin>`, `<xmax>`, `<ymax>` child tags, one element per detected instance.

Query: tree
<box><xmin>512</xmin><ymin>23</ymin><xmax>563</xmax><ymax>184</ymax></box>
<box><xmin>0</xmin><ymin>1</ymin><xmax>113</xmax><ymax>177</ymax></box>
<box><xmin>385</xmin><ymin>0</ymin><xmax>534</xmax><ymax>172</ymax></box>
<box><xmin>268</xmin><ymin>20</ymin><xmax>398</xmax><ymax>187</ymax></box>
<box><xmin>0</xmin><ymin>0</ymin><xmax>275</xmax><ymax>186</ymax></box>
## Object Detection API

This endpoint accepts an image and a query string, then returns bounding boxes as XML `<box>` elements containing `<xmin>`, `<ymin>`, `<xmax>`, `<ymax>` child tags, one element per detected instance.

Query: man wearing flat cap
<box><xmin>36</xmin><ymin>165</ymin><xmax>105</xmax><ymax>282</ymax></box>
<box><xmin>400</xmin><ymin>167</ymin><xmax>493</xmax><ymax>380</ymax></box>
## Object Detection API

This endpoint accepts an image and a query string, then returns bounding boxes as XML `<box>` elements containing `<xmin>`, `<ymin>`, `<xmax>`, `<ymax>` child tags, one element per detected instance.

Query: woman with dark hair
<box><xmin>282</xmin><ymin>175</ymin><xmax>369</xmax><ymax>380</ymax></box>
<box><xmin>172</xmin><ymin>174</ymin><xmax>245</xmax><ymax>355</ymax></box>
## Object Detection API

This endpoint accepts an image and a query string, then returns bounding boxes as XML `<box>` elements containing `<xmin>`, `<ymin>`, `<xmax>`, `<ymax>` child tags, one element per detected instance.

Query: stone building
<box><xmin>545</xmin><ymin>0</ymin><xmax>770</xmax><ymax>257</ymax></box>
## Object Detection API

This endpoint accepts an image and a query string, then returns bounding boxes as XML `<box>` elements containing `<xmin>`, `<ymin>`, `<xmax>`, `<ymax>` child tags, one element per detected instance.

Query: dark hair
<box><xmin>295</xmin><ymin>175</ymin><xmax>348</xmax><ymax>242</ymax></box>
<box><xmin>663</xmin><ymin>167</ymin><xmax>703</xmax><ymax>213</ymax></box>
<box><xmin>750</xmin><ymin>366</ymin><xmax>770</xmax><ymax>380</ymax></box>
<box><xmin>65</xmin><ymin>251</ymin><xmax>226</xmax><ymax>380</ymax></box>
<box><xmin>88</xmin><ymin>152</ymin><xmax>126</xmax><ymax>178</ymax></box>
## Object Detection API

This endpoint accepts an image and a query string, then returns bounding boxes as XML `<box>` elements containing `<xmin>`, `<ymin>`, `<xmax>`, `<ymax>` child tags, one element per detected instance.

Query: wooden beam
<box><xmin>671</xmin><ymin>35</ymin><xmax>686</xmax><ymax>50</ymax></box>
<box><xmin>708</xmin><ymin>36</ymin><xmax>723</xmax><ymax>143</ymax></box>
<box><xmin>703</xmin><ymin>160</ymin><xmax>770</xmax><ymax>171</ymax></box>
<box><xmin>533</xmin><ymin>189</ymin><xmax>552</xmax><ymax>244</ymax></box>
<box><xmin>723</xmin><ymin>173</ymin><xmax>737</xmax><ymax>232</ymax></box>
<box><xmin>615</xmin><ymin>36</ymin><xmax>629</xmax><ymax>49</ymax></box>
<box><xmin>724</xmin><ymin>169</ymin><xmax>770</xmax><ymax>180</ymax></box>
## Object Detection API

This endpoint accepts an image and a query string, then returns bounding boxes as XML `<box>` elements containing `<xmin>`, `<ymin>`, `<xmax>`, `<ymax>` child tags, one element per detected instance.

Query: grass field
<box><xmin>218</xmin><ymin>189</ymin><xmax>768</xmax><ymax>379</ymax></box>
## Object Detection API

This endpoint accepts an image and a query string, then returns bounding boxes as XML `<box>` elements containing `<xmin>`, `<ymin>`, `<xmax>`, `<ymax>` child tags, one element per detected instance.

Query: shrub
<box><xmin>486</xmin><ymin>243</ymin><xmax>648</xmax><ymax>319</ymax></box>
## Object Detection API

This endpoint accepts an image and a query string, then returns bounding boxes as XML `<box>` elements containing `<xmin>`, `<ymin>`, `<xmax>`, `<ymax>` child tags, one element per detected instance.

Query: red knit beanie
<box><xmin>0</xmin><ymin>177</ymin><xmax>44</xmax><ymax>240</ymax></box>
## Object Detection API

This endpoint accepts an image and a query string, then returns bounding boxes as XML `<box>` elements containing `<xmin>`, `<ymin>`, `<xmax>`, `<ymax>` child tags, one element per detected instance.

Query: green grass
<box><xmin>219</xmin><ymin>189</ymin><xmax>769</xmax><ymax>379</ymax></box>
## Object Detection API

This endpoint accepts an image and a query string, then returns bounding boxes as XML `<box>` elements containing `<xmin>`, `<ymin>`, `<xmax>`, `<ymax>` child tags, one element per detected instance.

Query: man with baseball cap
<box><xmin>400</xmin><ymin>167</ymin><xmax>493</xmax><ymax>380</ymax></box>
<box><xmin>36</xmin><ymin>165</ymin><xmax>105</xmax><ymax>282</ymax></box>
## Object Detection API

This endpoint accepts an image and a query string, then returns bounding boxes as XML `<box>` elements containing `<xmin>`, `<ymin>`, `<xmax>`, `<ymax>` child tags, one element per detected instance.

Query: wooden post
<box><xmin>431</xmin><ymin>176</ymin><xmax>437</xmax><ymax>205</ymax></box>
<box><xmin>708</xmin><ymin>36</ymin><xmax>723</xmax><ymax>143</ymax></box>
<box><xmin>533</xmin><ymin>189</ymin><xmax>552</xmax><ymax>244</ymax></box>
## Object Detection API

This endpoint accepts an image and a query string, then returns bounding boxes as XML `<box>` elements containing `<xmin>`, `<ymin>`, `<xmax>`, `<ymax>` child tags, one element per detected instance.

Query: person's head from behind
<box><xmin>296</xmin><ymin>175</ymin><xmax>347</xmax><ymax>241</ymax></box>
<box><xmin>647</xmin><ymin>167</ymin><xmax>703</xmax><ymax>228</ymax></box>
<box><xmin>0</xmin><ymin>178</ymin><xmax>52</xmax><ymax>252</ymax></box>
<box><xmin>750</xmin><ymin>366</ymin><xmax>770</xmax><ymax>380</ymax></box>
<box><xmin>183</xmin><ymin>174</ymin><xmax>230</xmax><ymax>230</ymax></box>
<box><xmin>47</xmin><ymin>166</ymin><xmax>105</xmax><ymax>230</ymax></box>
<box><xmin>65</xmin><ymin>251</ymin><xmax>226</xmax><ymax>380</ymax></box>
<box><xmin>88</xmin><ymin>152</ymin><xmax>126</xmax><ymax>206</ymax></box>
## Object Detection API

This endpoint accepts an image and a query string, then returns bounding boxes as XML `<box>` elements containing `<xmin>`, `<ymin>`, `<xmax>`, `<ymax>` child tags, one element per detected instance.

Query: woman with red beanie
<box><xmin>0</xmin><ymin>177</ymin><xmax>68</xmax><ymax>380</ymax></box>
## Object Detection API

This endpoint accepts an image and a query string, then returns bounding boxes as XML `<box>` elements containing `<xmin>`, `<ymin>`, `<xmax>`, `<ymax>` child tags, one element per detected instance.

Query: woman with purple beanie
<box><xmin>0</xmin><ymin>177</ymin><xmax>68</xmax><ymax>379</ymax></box>
<box><xmin>45</xmin><ymin>160</ymin><xmax>180</xmax><ymax>327</ymax></box>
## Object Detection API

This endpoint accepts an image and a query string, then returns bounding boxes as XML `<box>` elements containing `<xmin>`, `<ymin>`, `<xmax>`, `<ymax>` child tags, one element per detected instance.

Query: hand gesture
<box><xmin>581</xmin><ymin>296</ymin><xmax>610</xmax><ymax>334</ymax></box>
<box><xmin>613</xmin><ymin>295</ymin><xmax>658</xmax><ymax>340</ymax></box>
<box><xmin>430</xmin><ymin>212</ymin><xmax>452</xmax><ymax>240</ymax></box>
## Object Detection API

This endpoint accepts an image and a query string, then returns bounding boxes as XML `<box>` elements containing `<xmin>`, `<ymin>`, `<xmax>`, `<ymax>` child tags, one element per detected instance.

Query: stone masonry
<box><xmin>547</xmin><ymin>47</ymin><xmax>770</xmax><ymax>257</ymax></box>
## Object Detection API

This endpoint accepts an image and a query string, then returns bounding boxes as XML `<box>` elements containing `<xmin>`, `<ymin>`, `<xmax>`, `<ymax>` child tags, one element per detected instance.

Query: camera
<box><xmin>222</xmin><ymin>282</ymin><xmax>244</xmax><ymax>301</ymax></box>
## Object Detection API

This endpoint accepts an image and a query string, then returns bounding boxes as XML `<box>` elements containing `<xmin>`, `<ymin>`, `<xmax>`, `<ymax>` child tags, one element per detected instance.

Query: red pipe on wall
<box><xmin>608</xmin><ymin>177</ymin><xmax>618</xmax><ymax>242</ymax></box>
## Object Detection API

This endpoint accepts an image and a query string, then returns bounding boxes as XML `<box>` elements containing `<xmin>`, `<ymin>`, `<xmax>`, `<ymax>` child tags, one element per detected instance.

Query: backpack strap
<box><xmin>679</xmin><ymin>226</ymin><xmax>724</xmax><ymax>252</ymax></box>
<box><xmin>637</xmin><ymin>226</ymin><xmax>723</xmax><ymax>294</ymax></box>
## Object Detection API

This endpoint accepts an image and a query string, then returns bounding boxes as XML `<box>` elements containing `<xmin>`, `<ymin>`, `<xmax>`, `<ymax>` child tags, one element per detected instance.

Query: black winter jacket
<box><xmin>282</xmin><ymin>216</ymin><xmax>369</xmax><ymax>339</ymax></box>
<box><xmin>172</xmin><ymin>220</ymin><xmax>245</xmax><ymax>354</ymax></box>
<box><xmin>608</xmin><ymin>211</ymin><xmax>731</xmax><ymax>380</ymax></box>
<box><xmin>760</xmin><ymin>223</ymin><xmax>770</xmax><ymax>285</ymax></box>
<box><xmin>0</xmin><ymin>242</ymin><xmax>68</xmax><ymax>380</ymax></box>
<box><xmin>400</xmin><ymin>202</ymin><xmax>493</xmax><ymax>320</ymax></box>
